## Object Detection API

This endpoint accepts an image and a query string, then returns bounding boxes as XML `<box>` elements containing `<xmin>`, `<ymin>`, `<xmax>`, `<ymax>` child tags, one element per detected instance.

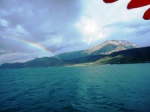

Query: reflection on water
<box><xmin>0</xmin><ymin>64</ymin><xmax>150</xmax><ymax>112</ymax></box>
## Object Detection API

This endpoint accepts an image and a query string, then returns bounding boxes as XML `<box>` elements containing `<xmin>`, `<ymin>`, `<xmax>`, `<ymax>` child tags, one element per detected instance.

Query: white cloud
<box><xmin>0</xmin><ymin>19</ymin><xmax>8</xmax><ymax>27</ymax></box>
<box><xmin>75</xmin><ymin>17</ymin><xmax>105</xmax><ymax>45</ymax></box>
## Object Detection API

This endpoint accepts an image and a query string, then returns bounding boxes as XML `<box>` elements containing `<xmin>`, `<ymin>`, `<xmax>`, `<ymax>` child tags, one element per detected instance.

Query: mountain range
<box><xmin>0</xmin><ymin>40</ymin><xmax>150</xmax><ymax>69</ymax></box>
<box><xmin>54</xmin><ymin>40</ymin><xmax>138</xmax><ymax>60</ymax></box>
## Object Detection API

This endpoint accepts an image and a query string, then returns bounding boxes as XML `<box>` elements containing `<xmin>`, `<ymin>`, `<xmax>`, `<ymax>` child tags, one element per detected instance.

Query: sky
<box><xmin>0</xmin><ymin>0</ymin><xmax>150</xmax><ymax>64</ymax></box>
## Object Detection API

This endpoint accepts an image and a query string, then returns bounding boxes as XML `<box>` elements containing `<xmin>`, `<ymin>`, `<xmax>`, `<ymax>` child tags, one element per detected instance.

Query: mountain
<box><xmin>0</xmin><ymin>57</ymin><xmax>64</xmax><ymax>69</ymax></box>
<box><xmin>67</xmin><ymin>46</ymin><xmax>150</xmax><ymax>65</ymax></box>
<box><xmin>54</xmin><ymin>40</ymin><xmax>138</xmax><ymax>60</ymax></box>
<box><xmin>1</xmin><ymin>40</ymin><xmax>149</xmax><ymax>69</ymax></box>
<box><xmin>86</xmin><ymin>40</ymin><xmax>138</xmax><ymax>55</ymax></box>
<box><xmin>96</xmin><ymin>46</ymin><xmax>150</xmax><ymax>64</ymax></box>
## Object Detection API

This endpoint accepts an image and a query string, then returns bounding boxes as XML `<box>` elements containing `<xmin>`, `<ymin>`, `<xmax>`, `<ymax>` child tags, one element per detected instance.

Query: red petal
<box><xmin>103</xmin><ymin>0</ymin><xmax>117</xmax><ymax>3</ymax></box>
<box><xmin>127</xmin><ymin>0</ymin><xmax>150</xmax><ymax>9</ymax></box>
<box><xmin>143</xmin><ymin>8</ymin><xmax>150</xmax><ymax>20</ymax></box>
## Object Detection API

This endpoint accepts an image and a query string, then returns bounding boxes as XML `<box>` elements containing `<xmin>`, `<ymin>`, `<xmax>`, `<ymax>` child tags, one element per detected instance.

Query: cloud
<box><xmin>103</xmin><ymin>19</ymin><xmax>150</xmax><ymax>46</ymax></box>
<box><xmin>75</xmin><ymin>17</ymin><xmax>105</xmax><ymax>45</ymax></box>
<box><xmin>0</xmin><ymin>0</ymin><xmax>84</xmax><ymax>63</ymax></box>
<box><xmin>0</xmin><ymin>0</ymin><xmax>82</xmax><ymax>39</ymax></box>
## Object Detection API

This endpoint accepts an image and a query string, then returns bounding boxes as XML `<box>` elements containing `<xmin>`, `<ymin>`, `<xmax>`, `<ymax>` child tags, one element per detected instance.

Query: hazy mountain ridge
<box><xmin>1</xmin><ymin>40</ymin><xmax>150</xmax><ymax>69</ymax></box>
<box><xmin>55</xmin><ymin>40</ymin><xmax>138</xmax><ymax>60</ymax></box>
<box><xmin>64</xmin><ymin>46</ymin><xmax>150</xmax><ymax>65</ymax></box>
<box><xmin>86</xmin><ymin>40</ymin><xmax>138</xmax><ymax>55</ymax></box>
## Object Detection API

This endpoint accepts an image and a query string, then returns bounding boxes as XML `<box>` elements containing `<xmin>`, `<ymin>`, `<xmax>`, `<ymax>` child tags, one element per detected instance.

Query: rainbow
<box><xmin>8</xmin><ymin>35</ymin><xmax>54</xmax><ymax>55</ymax></box>
<box><xmin>21</xmin><ymin>39</ymin><xmax>52</xmax><ymax>53</ymax></box>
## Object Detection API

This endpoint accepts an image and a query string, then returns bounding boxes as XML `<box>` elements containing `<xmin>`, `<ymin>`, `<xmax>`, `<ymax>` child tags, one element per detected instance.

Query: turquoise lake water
<box><xmin>0</xmin><ymin>63</ymin><xmax>150</xmax><ymax>112</ymax></box>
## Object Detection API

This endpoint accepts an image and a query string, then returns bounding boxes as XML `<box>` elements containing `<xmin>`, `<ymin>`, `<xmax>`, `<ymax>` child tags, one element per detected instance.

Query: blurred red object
<box><xmin>127</xmin><ymin>0</ymin><xmax>150</xmax><ymax>9</ymax></box>
<box><xmin>103</xmin><ymin>0</ymin><xmax>117</xmax><ymax>3</ymax></box>
<box><xmin>143</xmin><ymin>8</ymin><xmax>150</xmax><ymax>20</ymax></box>
<box><xmin>103</xmin><ymin>0</ymin><xmax>150</xmax><ymax>20</ymax></box>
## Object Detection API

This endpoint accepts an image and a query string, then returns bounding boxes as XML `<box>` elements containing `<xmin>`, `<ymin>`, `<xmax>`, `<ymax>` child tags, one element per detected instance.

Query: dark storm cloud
<box><xmin>0</xmin><ymin>0</ymin><xmax>84</xmax><ymax>64</ymax></box>
<box><xmin>0</xmin><ymin>1</ymin><xmax>83</xmax><ymax>48</ymax></box>
<box><xmin>0</xmin><ymin>0</ymin><xmax>82</xmax><ymax>40</ymax></box>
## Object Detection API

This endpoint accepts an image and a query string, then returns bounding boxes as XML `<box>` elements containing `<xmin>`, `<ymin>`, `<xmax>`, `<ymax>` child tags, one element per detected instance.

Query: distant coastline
<box><xmin>0</xmin><ymin>40</ymin><xmax>150</xmax><ymax>69</ymax></box>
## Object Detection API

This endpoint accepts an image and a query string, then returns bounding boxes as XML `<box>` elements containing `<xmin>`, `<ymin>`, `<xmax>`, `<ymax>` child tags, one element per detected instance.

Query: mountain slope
<box><xmin>0</xmin><ymin>39</ymin><xmax>150</xmax><ymax>69</ymax></box>
<box><xmin>86</xmin><ymin>40</ymin><xmax>138</xmax><ymax>55</ymax></box>
<box><xmin>65</xmin><ymin>46</ymin><xmax>150</xmax><ymax>65</ymax></box>
<box><xmin>0</xmin><ymin>46</ymin><xmax>150</xmax><ymax>69</ymax></box>
<box><xmin>92</xmin><ymin>46</ymin><xmax>150</xmax><ymax>64</ymax></box>
<box><xmin>55</xmin><ymin>40</ymin><xmax>138</xmax><ymax>60</ymax></box>
<box><xmin>0</xmin><ymin>57</ymin><xmax>64</xmax><ymax>69</ymax></box>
